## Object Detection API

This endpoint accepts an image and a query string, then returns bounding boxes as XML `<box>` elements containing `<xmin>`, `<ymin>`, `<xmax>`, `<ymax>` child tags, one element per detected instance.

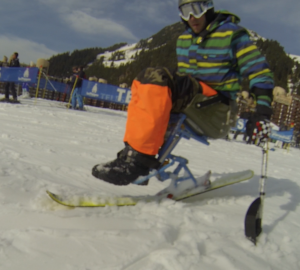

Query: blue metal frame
<box><xmin>133</xmin><ymin>114</ymin><xmax>209</xmax><ymax>186</ymax></box>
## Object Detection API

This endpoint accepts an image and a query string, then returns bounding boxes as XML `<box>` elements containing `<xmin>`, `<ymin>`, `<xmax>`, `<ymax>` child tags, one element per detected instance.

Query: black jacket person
<box><xmin>5</xmin><ymin>52</ymin><xmax>20</xmax><ymax>102</ymax></box>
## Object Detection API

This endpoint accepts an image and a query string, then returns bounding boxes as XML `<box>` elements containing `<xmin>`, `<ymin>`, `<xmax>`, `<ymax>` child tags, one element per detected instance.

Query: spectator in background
<box><xmin>8</xmin><ymin>52</ymin><xmax>20</xmax><ymax>67</ymax></box>
<box><xmin>0</xmin><ymin>56</ymin><xmax>8</xmax><ymax>67</ymax></box>
<box><xmin>5</xmin><ymin>52</ymin><xmax>20</xmax><ymax>102</ymax></box>
<box><xmin>71</xmin><ymin>66</ymin><xmax>85</xmax><ymax>110</ymax></box>
<box><xmin>0</xmin><ymin>56</ymin><xmax>9</xmax><ymax>102</ymax></box>
<box><xmin>296</xmin><ymin>132</ymin><xmax>300</xmax><ymax>148</ymax></box>
<box><xmin>233</xmin><ymin>108</ymin><xmax>251</xmax><ymax>141</ymax></box>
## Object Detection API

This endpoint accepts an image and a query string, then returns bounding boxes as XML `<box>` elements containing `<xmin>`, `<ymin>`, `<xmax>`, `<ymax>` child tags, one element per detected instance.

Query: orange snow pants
<box><xmin>123</xmin><ymin>68</ymin><xmax>217</xmax><ymax>155</ymax></box>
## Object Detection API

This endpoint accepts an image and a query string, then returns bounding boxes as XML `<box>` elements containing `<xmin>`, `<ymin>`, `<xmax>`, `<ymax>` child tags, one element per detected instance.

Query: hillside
<box><xmin>47</xmin><ymin>21</ymin><xmax>300</xmax><ymax>94</ymax></box>
<box><xmin>48</xmin><ymin>43</ymin><xmax>127</xmax><ymax>78</ymax></box>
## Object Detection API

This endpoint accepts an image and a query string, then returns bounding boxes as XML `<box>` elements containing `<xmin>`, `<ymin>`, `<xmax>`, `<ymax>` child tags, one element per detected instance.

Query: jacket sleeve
<box><xmin>232</xmin><ymin>30</ymin><xmax>274</xmax><ymax>117</ymax></box>
<box><xmin>76</xmin><ymin>71</ymin><xmax>86</xmax><ymax>87</ymax></box>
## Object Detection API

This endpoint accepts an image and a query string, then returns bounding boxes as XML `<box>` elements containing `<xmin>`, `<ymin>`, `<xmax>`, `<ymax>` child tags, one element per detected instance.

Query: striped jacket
<box><xmin>176</xmin><ymin>10</ymin><xmax>274</xmax><ymax>102</ymax></box>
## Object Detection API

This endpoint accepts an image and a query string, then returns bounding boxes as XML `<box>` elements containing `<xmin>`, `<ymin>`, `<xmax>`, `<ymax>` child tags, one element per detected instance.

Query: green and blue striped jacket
<box><xmin>176</xmin><ymin>10</ymin><xmax>274</xmax><ymax>103</ymax></box>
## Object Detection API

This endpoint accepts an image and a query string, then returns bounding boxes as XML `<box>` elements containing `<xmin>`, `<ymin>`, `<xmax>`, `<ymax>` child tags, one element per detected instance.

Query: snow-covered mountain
<box><xmin>94</xmin><ymin>42</ymin><xmax>147</xmax><ymax>68</ymax></box>
<box><xmin>248</xmin><ymin>29</ymin><xmax>265</xmax><ymax>41</ymax></box>
<box><xmin>289</xmin><ymin>54</ymin><xmax>300</xmax><ymax>63</ymax></box>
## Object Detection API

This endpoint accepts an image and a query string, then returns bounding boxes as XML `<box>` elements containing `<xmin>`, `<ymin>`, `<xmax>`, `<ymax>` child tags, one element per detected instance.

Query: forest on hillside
<box><xmin>48</xmin><ymin>43</ymin><xmax>127</xmax><ymax>78</ymax></box>
<box><xmin>47</xmin><ymin>21</ymin><xmax>300</xmax><ymax>94</ymax></box>
<box><xmin>256</xmin><ymin>39</ymin><xmax>300</xmax><ymax>94</ymax></box>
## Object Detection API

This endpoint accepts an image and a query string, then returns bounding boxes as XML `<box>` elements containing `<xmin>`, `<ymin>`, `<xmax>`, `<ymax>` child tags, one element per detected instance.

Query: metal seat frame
<box><xmin>133</xmin><ymin>113</ymin><xmax>209</xmax><ymax>187</ymax></box>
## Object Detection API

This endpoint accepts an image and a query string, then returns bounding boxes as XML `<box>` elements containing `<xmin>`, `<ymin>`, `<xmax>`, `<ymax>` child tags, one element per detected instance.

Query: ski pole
<box><xmin>34</xmin><ymin>66</ymin><xmax>43</xmax><ymax>104</ymax></box>
<box><xmin>42</xmin><ymin>71</ymin><xmax>58</xmax><ymax>92</ymax></box>
<box><xmin>244</xmin><ymin>141</ymin><xmax>269</xmax><ymax>245</ymax></box>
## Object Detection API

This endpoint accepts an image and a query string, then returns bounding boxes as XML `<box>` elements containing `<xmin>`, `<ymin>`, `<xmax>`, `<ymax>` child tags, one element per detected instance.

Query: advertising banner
<box><xmin>81</xmin><ymin>80</ymin><xmax>131</xmax><ymax>105</ymax></box>
<box><xmin>231</xmin><ymin>118</ymin><xmax>248</xmax><ymax>132</ymax></box>
<box><xmin>0</xmin><ymin>70</ymin><xmax>131</xmax><ymax>105</ymax></box>
<box><xmin>38</xmin><ymin>78</ymin><xmax>72</xmax><ymax>94</ymax></box>
<box><xmin>0</xmin><ymin>67</ymin><xmax>39</xmax><ymax>83</ymax></box>
<box><xmin>269</xmin><ymin>129</ymin><xmax>294</xmax><ymax>143</ymax></box>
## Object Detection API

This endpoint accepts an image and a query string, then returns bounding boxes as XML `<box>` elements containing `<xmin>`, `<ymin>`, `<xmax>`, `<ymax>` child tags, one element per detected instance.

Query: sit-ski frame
<box><xmin>133</xmin><ymin>114</ymin><xmax>209</xmax><ymax>187</ymax></box>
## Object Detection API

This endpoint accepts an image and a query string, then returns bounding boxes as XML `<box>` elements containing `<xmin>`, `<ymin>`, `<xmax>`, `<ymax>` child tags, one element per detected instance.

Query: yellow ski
<box><xmin>47</xmin><ymin>170</ymin><xmax>254</xmax><ymax>207</ymax></box>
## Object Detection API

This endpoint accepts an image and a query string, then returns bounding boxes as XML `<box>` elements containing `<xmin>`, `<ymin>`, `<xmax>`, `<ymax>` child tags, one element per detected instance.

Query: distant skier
<box><xmin>92</xmin><ymin>0</ymin><xmax>274</xmax><ymax>185</ymax></box>
<box><xmin>70</xmin><ymin>66</ymin><xmax>85</xmax><ymax>110</ymax></box>
<box><xmin>5</xmin><ymin>52</ymin><xmax>20</xmax><ymax>102</ymax></box>
<box><xmin>0</xmin><ymin>56</ymin><xmax>8</xmax><ymax>67</ymax></box>
<box><xmin>233</xmin><ymin>108</ymin><xmax>251</xmax><ymax>141</ymax></box>
<box><xmin>21</xmin><ymin>82</ymin><xmax>31</xmax><ymax>98</ymax></box>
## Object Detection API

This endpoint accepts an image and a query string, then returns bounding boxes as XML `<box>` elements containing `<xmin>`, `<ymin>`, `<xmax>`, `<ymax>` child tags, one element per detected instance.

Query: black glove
<box><xmin>172</xmin><ymin>73</ymin><xmax>201</xmax><ymax>100</ymax></box>
<box><xmin>250</xmin><ymin>109</ymin><xmax>272</xmax><ymax>147</ymax></box>
<box><xmin>171</xmin><ymin>73</ymin><xmax>201</xmax><ymax>112</ymax></box>
<box><xmin>250</xmin><ymin>87</ymin><xmax>273</xmax><ymax>145</ymax></box>
<box><xmin>256</xmin><ymin>104</ymin><xmax>272</xmax><ymax>120</ymax></box>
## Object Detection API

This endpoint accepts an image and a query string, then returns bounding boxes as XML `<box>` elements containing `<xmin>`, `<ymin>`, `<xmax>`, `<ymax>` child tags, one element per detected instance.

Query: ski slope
<box><xmin>0</xmin><ymin>97</ymin><xmax>299</xmax><ymax>270</ymax></box>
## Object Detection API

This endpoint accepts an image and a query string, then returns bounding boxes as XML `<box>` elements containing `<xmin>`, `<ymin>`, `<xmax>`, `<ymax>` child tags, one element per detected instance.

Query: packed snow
<box><xmin>0</xmin><ymin>97</ymin><xmax>300</xmax><ymax>270</ymax></box>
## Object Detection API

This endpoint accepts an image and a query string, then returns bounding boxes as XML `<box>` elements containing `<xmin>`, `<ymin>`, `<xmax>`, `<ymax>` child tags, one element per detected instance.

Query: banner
<box><xmin>231</xmin><ymin>118</ymin><xmax>248</xmax><ymax>132</ymax></box>
<box><xmin>38</xmin><ymin>78</ymin><xmax>72</xmax><ymax>94</ymax></box>
<box><xmin>0</xmin><ymin>69</ymin><xmax>132</xmax><ymax>105</ymax></box>
<box><xmin>0</xmin><ymin>67</ymin><xmax>39</xmax><ymax>83</ymax></box>
<box><xmin>81</xmin><ymin>80</ymin><xmax>131</xmax><ymax>105</ymax></box>
<box><xmin>269</xmin><ymin>129</ymin><xmax>294</xmax><ymax>143</ymax></box>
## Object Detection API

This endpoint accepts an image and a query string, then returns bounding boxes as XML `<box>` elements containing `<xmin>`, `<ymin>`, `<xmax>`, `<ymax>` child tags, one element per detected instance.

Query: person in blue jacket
<box><xmin>71</xmin><ymin>66</ymin><xmax>85</xmax><ymax>110</ymax></box>
<box><xmin>5</xmin><ymin>52</ymin><xmax>20</xmax><ymax>102</ymax></box>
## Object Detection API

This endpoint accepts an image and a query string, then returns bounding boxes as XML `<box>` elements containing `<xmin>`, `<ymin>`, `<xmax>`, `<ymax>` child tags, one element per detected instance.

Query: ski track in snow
<box><xmin>0</xmin><ymin>97</ymin><xmax>300</xmax><ymax>270</ymax></box>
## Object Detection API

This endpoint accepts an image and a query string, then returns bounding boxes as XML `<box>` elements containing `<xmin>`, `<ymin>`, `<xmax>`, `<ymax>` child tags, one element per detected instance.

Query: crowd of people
<box><xmin>0</xmin><ymin>53</ymin><xmax>87</xmax><ymax>109</ymax></box>
<box><xmin>0</xmin><ymin>52</ymin><xmax>20</xmax><ymax>103</ymax></box>
<box><xmin>232</xmin><ymin>107</ymin><xmax>261</xmax><ymax>145</ymax></box>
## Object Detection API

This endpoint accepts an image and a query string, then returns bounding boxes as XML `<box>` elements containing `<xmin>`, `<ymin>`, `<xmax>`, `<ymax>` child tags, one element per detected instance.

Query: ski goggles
<box><xmin>179</xmin><ymin>1</ymin><xmax>214</xmax><ymax>21</ymax></box>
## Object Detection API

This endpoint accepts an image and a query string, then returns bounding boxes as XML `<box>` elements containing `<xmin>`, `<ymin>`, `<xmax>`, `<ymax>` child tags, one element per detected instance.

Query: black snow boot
<box><xmin>92</xmin><ymin>144</ymin><xmax>160</xmax><ymax>186</ymax></box>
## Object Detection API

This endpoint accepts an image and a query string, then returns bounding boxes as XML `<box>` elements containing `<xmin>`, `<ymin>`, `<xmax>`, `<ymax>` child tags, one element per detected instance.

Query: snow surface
<box><xmin>0</xmin><ymin>97</ymin><xmax>300</xmax><ymax>270</ymax></box>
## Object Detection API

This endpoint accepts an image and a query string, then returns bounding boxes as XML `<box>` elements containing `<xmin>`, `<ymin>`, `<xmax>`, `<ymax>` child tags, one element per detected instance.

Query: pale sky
<box><xmin>0</xmin><ymin>0</ymin><xmax>298</xmax><ymax>64</ymax></box>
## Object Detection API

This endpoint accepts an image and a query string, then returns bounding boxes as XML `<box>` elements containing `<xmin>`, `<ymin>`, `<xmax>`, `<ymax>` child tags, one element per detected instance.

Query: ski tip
<box><xmin>46</xmin><ymin>190</ymin><xmax>58</xmax><ymax>199</ymax></box>
<box><xmin>46</xmin><ymin>190</ymin><xmax>66</xmax><ymax>205</ymax></box>
<box><xmin>46</xmin><ymin>190</ymin><xmax>52</xmax><ymax>196</ymax></box>
<box><xmin>46</xmin><ymin>190</ymin><xmax>58</xmax><ymax>198</ymax></box>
